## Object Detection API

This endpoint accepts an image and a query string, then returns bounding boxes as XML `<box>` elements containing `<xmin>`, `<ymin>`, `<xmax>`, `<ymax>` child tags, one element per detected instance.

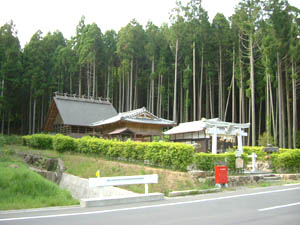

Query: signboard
<box><xmin>235</xmin><ymin>158</ymin><xmax>244</xmax><ymax>169</ymax></box>
<box><xmin>89</xmin><ymin>174</ymin><xmax>158</xmax><ymax>188</ymax></box>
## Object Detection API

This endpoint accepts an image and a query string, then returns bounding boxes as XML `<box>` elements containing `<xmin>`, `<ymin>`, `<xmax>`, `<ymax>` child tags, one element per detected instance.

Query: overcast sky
<box><xmin>1</xmin><ymin>0</ymin><xmax>299</xmax><ymax>47</ymax></box>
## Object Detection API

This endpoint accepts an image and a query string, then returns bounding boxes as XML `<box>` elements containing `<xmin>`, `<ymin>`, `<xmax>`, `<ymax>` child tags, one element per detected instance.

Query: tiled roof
<box><xmin>90</xmin><ymin>107</ymin><xmax>176</xmax><ymax>127</ymax></box>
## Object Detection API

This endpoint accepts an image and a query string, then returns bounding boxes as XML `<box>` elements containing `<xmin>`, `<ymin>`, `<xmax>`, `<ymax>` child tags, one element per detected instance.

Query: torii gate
<box><xmin>204</xmin><ymin>119</ymin><xmax>250</xmax><ymax>154</ymax></box>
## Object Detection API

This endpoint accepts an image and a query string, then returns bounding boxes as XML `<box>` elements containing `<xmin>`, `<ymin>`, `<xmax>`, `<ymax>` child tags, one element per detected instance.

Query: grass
<box><xmin>0</xmin><ymin>151</ymin><xmax>78</xmax><ymax>210</ymax></box>
<box><xmin>9</xmin><ymin>145</ymin><xmax>215</xmax><ymax>195</ymax></box>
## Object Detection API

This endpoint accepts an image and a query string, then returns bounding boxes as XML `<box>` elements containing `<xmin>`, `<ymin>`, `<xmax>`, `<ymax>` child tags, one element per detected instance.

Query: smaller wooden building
<box><xmin>91</xmin><ymin>107</ymin><xmax>176</xmax><ymax>141</ymax></box>
<box><xmin>164</xmin><ymin>118</ymin><xmax>250</xmax><ymax>153</ymax></box>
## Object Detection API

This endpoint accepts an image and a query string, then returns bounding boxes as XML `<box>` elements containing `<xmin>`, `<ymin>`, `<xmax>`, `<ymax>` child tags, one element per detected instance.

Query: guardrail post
<box><xmin>145</xmin><ymin>184</ymin><xmax>149</xmax><ymax>194</ymax></box>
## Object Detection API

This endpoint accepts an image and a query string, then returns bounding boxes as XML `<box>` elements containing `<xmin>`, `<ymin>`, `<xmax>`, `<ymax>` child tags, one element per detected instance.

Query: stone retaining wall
<box><xmin>18</xmin><ymin>152</ymin><xmax>137</xmax><ymax>200</ymax></box>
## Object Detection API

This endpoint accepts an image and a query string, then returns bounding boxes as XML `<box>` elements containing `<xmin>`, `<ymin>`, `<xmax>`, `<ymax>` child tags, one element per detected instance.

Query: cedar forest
<box><xmin>0</xmin><ymin>0</ymin><xmax>299</xmax><ymax>148</ymax></box>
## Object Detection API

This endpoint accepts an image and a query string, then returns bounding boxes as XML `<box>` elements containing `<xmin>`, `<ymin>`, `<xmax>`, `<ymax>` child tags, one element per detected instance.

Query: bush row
<box><xmin>0</xmin><ymin>135</ymin><xmax>22</xmax><ymax>146</ymax></box>
<box><xmin>270</xmin><ymin>149</ymin><xmax>300</xmax><ymax>173</ymax></box>
<box><xmin>195</xmin><ymin>152</ymin><xmax>249</xmax><ymax>172</ymax></box>
<box><xmin>22</xmin><ymin>134</ymin><xmax>53</xmax><ymax>149</ymax></box>
<box><xmin>22</xmin><ymin>134</ymin><xmax>194</xmax><ymax>171</ymax></box>
<box><xmin>75</xmin><ymin>136</ymin><xmax>194</xmax><ymax>171</ymax></box>
<box><xmin>22</xmin><ymin>134</ymin><xmax>300</xmax><ymax>172</ymax></box>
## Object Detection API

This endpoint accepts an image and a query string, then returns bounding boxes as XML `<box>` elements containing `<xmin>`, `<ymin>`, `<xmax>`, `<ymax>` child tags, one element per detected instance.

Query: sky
<box><xmin>1</xmin><ymin>0</ymin><xmax>299</xmax><ymax>48</ymax></box>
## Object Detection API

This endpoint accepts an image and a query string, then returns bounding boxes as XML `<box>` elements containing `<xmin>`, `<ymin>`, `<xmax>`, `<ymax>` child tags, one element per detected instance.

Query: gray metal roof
<box><xmin>54</xmin><ymin>96</ymin><xmax>118</xmax><ymax>126</ymax></box>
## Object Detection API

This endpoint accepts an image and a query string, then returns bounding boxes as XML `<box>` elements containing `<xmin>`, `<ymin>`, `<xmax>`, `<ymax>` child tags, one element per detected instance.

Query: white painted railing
<box><xmin>89</xmin><ymin>174</ymin><xmax>158</xmax><ymax>194</ymax></box>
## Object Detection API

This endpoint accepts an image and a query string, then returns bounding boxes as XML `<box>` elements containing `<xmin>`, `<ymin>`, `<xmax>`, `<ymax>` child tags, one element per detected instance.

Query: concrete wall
<box><xmin>59</xmin><ymin>173</ymin><xmax>137</xmax><ymax>200</ymax></box>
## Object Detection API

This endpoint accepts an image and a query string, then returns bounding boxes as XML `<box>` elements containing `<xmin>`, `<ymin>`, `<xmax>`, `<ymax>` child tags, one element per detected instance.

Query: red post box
<box><xmin>215</xmin><ymin>165</ymin><xmax>228</xmax><ymax>184</ymax></box>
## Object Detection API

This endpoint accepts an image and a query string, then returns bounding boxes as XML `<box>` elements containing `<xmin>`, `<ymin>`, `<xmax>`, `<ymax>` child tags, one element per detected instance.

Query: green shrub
<box><xmin>270</xmin><ymin>149</ymin><xmax>300</xmax><ymax>173</ymax></box>
<box><xmin>19</xmin><ymin>134</ymin><xmax>195</xmax><ymax>171</ymax></box>
<box><xmin>144</xmin><ymin>142</ymin><xmax>194</xmax><ymax>171</ymax></box>
<box><xmin>234</xmin><ymin>146</ymin><xmax>267</xmax><ymax>161</ymax></box>
<box><xmin>258</xmin><ymin>132</ymin><xmax>275</xmax><ymax>147</ymax></box>
<box><xmin>53</xmin><ymin>134</ymin><xmax>76</xmax><ymax>152</ymax></box>
<box><xmin>0</xmin><ymin>135</ymin><xmax>5</xmax><ymax>147</ymax></box>
<box><xmin>0</xmin><ymin>135</ymin><xmax>22</xmax><ymax>146</ymax></box>
<box><xmin>22</xmin><ymin>135</ymin><xmax>32</xmax><ymax>146</ymax></box>
<box><xmin>30</xmin><ymin>134</ymin><xmax>53</xmax><ymax>149</ymax></box>
<box><xmin>195</xmin><ymin>152</ymin><xmax>249</xmax><ymax>172</ymax></box>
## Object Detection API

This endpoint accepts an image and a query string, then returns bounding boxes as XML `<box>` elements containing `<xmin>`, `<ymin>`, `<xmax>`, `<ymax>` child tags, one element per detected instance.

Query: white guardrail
<box><xmin>89</xmin><ymin>174</ymin><xmax>158</xmax><ymax>194</ymax></box>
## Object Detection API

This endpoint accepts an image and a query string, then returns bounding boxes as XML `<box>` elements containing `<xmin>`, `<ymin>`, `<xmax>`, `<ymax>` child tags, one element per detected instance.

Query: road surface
<box><xmin>1</xmin><ymin>183</ymin><xmax>300</xmax><ymax>225</ymax></box>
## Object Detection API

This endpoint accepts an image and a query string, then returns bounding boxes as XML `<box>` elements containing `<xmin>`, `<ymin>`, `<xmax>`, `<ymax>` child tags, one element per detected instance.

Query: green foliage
<box><xmin>195</xmin><ymin>152</ymin><xmax>249</xmax><ymax>172</ymax></box>
<box><xmin>0</xmin><ymin>159</ymin><xmax>78</xmax><ymax>210</ymax></box>
<box><xmin>270</xmin><ymin>150</ymin><xmax>300</xmax><ymax>173</ymax></box>
<box><xmin>0</xmin><ymin>135</ymin><xmax>22</xmax><ymax>146</ymax></box>
<box><xmin>242</xmin><ymin>146</ymin><xmax>267</xmax><ymax>161</ymax></box>
<box><xmin>0</xmin><ymin>135</ymin><xmax>5</xmax><ymax>147</ymax></box>
<box><xmin>76</xmin><ymin>136</ymin><xmax>194</xmax><ymax>171</ymax></box>
<box><xmin>22</xmin><ymin>135</ymin><xmax>32</xmax><ymax>146</ymax></box>
<box><xmin>258</xmin><ymin>132</ymin><xmax>275</xmax><ymax>147</ymax></box>
<box><xmin>28</xmin><ymin>134</ymin><xmax>53</xmax><ymax>149</ymax></box>
<box><xmin>53</xmin><ymin>134</ymin><xmax>76</xmax><ymax>153</ymax></box>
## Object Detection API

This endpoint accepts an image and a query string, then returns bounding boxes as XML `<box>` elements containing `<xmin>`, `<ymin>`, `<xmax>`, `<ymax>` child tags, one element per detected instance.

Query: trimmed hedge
<box><xmin>27</xmin><ymin>134</ymin><xmax>53</xmax><ymax>149</ymax></box>
<box><xmin>53</xmin><ymin>134</ymin><xmax>76</xmax><ymax>152</ymax></box>
<box><xmin>270</xmin><ymin>149</ymin><xmax>300</xmax><ymax>173</ymax></box>
<box><xmin>22</xmin><ymin>135</ymin><xmax>32</xmax><ymax>146</ymax></box>
<box><xmin>0</xmin><ymin>135</ymin><xmax>22</xmax><ymax>145</ymax></box>
<box><xmin>195</xmin><ymin>152</ymin><xmax>249</xmax><ymax>172</ymax></box>
<box><xmin>22</xmin><ymin>134</ymin><xmax>194</xmax><ymax>171</ymax></box>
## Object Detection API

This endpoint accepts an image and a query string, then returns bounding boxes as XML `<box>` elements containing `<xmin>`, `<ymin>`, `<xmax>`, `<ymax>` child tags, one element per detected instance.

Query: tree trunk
<box><xmin>266</xmin><ymin>69</ymin><xmax>270</xmax><ymax>145</ymax></box>
<box><xmin>285</xmin><ymin>62</ymin><xmax>291</xmax><ymax>148</ymax></box>
<box><xmin>28</xmin><ymin>91</ymin><xmax>32</xmax><ymax>134</ymax></box>
<box><xmin>93</xmin><ymin>54</ymin><xmax>96</xmax><ymax>98</ymax></box>
<box><xmin>87</xmin><ymin>62</ymin><xmax>90</xmax><ymax>98</ymax></box>
<box><xmin>268</xmin><ymin>74</ymin><xmax>277</xmax><ymax>146</ymax></box>
<box><xmin>1</xmin><ymin>79</ymin><xmax>4</xmax><ymax>134</ymax></box>
<box><xmin>218</xmin><ymin>45</ymin><xmax>223</xmax><ymax>120</ymax></box>
<box><xmin>1</xmin><ymin>112</ymin><xmax>4</xmax><ymax>135</ymax></box>
<box><xmin>193</xmin><ymin>42</ymin><xmax>196</xmax><ymax>121</ymax></box>
<box><xmin>41</xmin><ymin>97</ymin><xmax>44</xmax><ymax>131</ymax></box>
<box><xmin>118</xmin><ymin>67</ymin><xmax>121</xmax><ymax>112</ymax></box>
<box><xmin>122</xmin><ymin>70</ymin><xmax>125</xmax><ymax>112</ymax></box>
<box><xmin>292</xmin><ymin>61</ymin><xmax>297</xmax><ymax>148</ymax></box>
<box><xmin>209</xmin><ymin>74</ymin><xmax>213</xmax><ymax>118</ymax></box>
<box><xmin>70</xmin><ymin>72</ymin><xmax>72</xmax><ymax>94</ymax></box>
<box><xmin>249</xmin><ymin>35</ymin><xmax>256</xmax><ymax>146</ymax></box>
<box><xmin>199</xmin><ymin>47</ymin><xmax>204</xmax><ymax>120</ymax></box>
<box><xmin>151</xmin><ymin>56</ymin><xmax>155</xmax><ymax>113</ymax></box>
<box><xmin>232</xmin><ymin>47</ymin><xmax>235</xmax><ymax>123</ymax></box>
<box><xmin>205</xmin><ymin>68</ymin><xmax>209</xmax><ymax>118</ymax></box>
<box><xmin>239</xmin><ymin>34</ymin><xmax>245</xmax><ymax>124</ymax></box>
<box><xmin>258</xmin><ymin>100</ymin><xmax>262</xmax><ymax>138</ymax></box>
<box><xmin>167</xmin><ymin>77</ymin><xmax>170</xmax><ymax>120</ymax></box>
<box><xmin>130</xmin><ymin>58</ymin><xmax>133</xmax><ymax>110</ymax></box>
<box><xmin>180</xmin><ymin>74</ymin><xmax>183</xmax><ymax>122</ymax></box>
<box><xmin>157</xmin><ymin>74</ymin><xmax>160</xmax><ymax>116</ymax></box>
<box><xmin>32</xmin><ymin>97</ymin><xmax>36</xmax><ymax>134</ymax></box>
<box><xmin>127</xmin><ymin>71</ymin><xmax>130</xmax><ymax>111</ymax></box>
<box><xmin>277</xmin><ymin>52</ymin><xmax>283</xmax><ymax>148</ymax></box>
<box><xmin>7</xmin><ymin>110</ymin><xmax>10</xmax><ymax>135</ymax></box>
<box><xmin>107</xmin><ymin>68</ymin><xmax>110</xmax><ymax>99</ymax></box>
<box><xmin>173</xmin><ymin>39</ymin><xmax>178</xmax><ymax>122</ymax></box>
<box><xmin>79</xmin><ymin>66</ymin><xmax>82</xmax><ymax>96</ymax></box>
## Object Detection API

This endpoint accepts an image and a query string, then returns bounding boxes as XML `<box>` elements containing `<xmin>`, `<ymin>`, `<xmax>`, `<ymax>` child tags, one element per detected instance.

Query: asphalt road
<box><xmin>1</xmin><ymin>184</ymin><xmax>300</xmax><ymax>225</ymax></box>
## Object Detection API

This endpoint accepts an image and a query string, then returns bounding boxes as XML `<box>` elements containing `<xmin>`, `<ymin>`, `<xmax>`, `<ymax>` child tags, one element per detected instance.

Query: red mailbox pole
<box><xmin>215</xmin><ymin>165</ymin><xmax>228</xmax><ymax>187</ymax></box>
